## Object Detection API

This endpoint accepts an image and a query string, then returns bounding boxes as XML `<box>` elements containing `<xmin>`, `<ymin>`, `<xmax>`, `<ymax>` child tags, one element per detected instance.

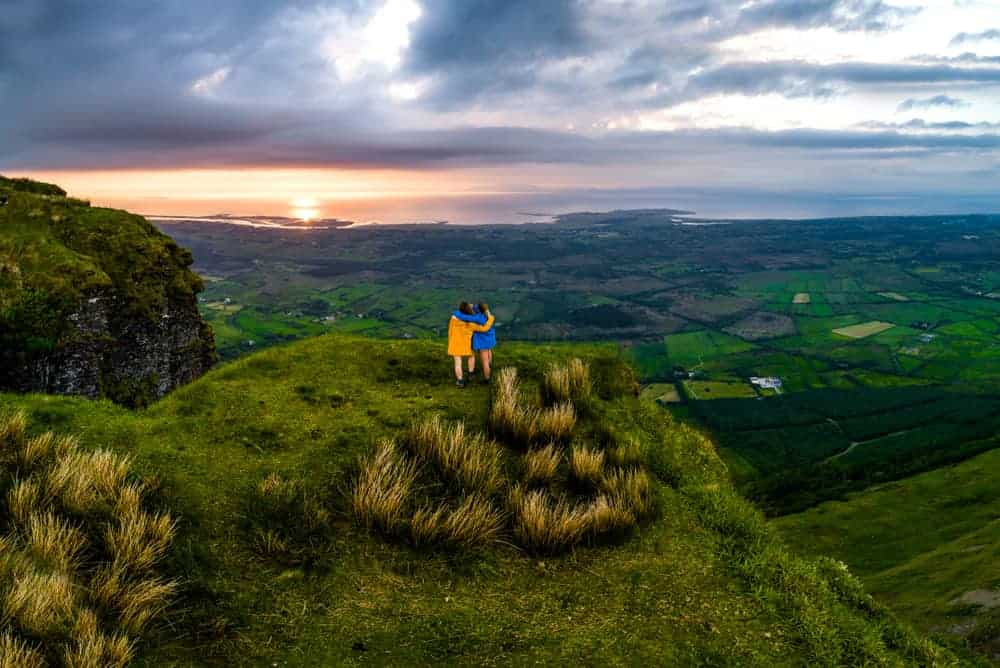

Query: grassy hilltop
<box><xmin>0</xmin><ymin>335</ymin><xmax>971</xmax><ymax>666</ymax></box>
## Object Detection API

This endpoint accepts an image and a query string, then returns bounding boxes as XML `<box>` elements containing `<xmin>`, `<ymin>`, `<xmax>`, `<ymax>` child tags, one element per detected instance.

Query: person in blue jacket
<box><xmin>452</xmin><ymin>302</ymin><xmax>496</xmax><ymax>382</ymax></box>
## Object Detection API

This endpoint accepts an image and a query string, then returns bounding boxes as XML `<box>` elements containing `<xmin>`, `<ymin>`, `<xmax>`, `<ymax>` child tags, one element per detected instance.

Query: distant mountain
<box><xmin>0</xmin><ymin>176</ymin><xmax>215</xmax><ymax>406</ymax></box>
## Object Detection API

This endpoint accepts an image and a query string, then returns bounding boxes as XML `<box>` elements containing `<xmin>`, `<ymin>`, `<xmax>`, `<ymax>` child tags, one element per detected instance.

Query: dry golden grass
<box><xmin>439</xmin><ymin>495</ymin><xmax>505</xmax><ymax>548</ymax></box>
<box><xmin>583</xmin><ymin>495</ymin><xmax>636</xmax><ymax>535</ymax></box>
<box><xmin>404</xmin><ymin>417</ymin><xmax>505</xmax><ymax>495</ymax></box>
<box><xmin>114</xmin><ymin>481</ymin><xmax>145</xmax><ymax>519</ymax></box>
<box><xmin>509</xmin><ymin>487</ymin><xmax>589</xmax><ymax>553</ymax></box>
<box><xmin>48</xmin><ymin>449</ymin><xmax>132</xmax><ymax>515</ymax></box>
<box><xmin>18</xmin><ymin>432</ymin><xmax>76</xmax><ymax>472</ymax></box>
<box><xmin>0</xmin><ymin>412</ymin><xmax>177</xmax><ymax>664</ymax></box>
<box><xmin>535</xmin><ymin>403</ymin><xmax>576</xmax><ymax>443</ymax></box>
<box><xmin>411</xmin><ymin>495</ymin><xmax>505</xmax><ymax>549</ymax></box>
<box><xmin>105</xmin><ymin>510</ymin><xmax>177</xmax><ymax>573</ymax></box>
<box><xmin>541</xmin><ymin>359</ymin><xmax>592</xmax><ymax>407</ymax></box>
<box><xmin>352</xmin><ymin>440</ymin><xmax>418</xmax><ymax>533</ymax></box>
<box><xmin>65</xmin><ymin>609</ymin><xmax>134</xmax><ymax>668</ymax></box>
<box><xmin>25</xmin><ymin>512</ymin><xmax>87</xmax><ymax>572</ymax></box>
<box><xmin>601</xmin><ymin>469</ymin><xmax>656</xmax><ymax>519</ymax></box>
<box><xmin>3</xmin><ymin>569</ymin><xmax>77</xmax><ymax>637</ymax></box>
<box><xmin>0</xmin><ymin>410</ymin><xmax>27</xmax><ymax>453</ymax></box>
<box><xmin>541</xmin><ymin>365</ymin><xmax>572</xmax><ymax>406</ymax></box>
<box><xmin>493</xmin><ymin>369</ymin><xmax>576</xmax><ymax>446</ymax></box>
<box><xmin>565</xmin><ymin>358</ymin><xmax>592</xmax><ymax>401</ymax></box>
<box><xmin>115</xmin><ymin>578</ymin><xmax>177</xmax><ymax>634</ymax></box>
<box><xmin>489</xmin><ymin>368</ymin><xmax>532</xmax><ymax>444</ymax></box>
<box><xmin>409</xmin><ymin>505</ymin><xmax>450</xmax><ymax>546</ymax></box>
<box><xmin>522</xmin><ymin>444</ymin><xmax>561</xmax><ymax>485</ymax></box>
<box><xmin>569</xmin><ymin>446</ymin><xmax>605</xmax><ymax>488</ymax></box>
<box><xmin>0</xmin><ymin>632</ymin><xmax>45</xmax><ymax>668</ymax></box>
<box><xmin>7</xmin><ymin>479</ymin><xmax>44</xmax><ymax>525</ymax></box>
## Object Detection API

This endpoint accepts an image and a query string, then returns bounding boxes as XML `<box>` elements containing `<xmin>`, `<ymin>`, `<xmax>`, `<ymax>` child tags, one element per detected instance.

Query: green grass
<box><xmin>776</xmin><ymin>447</ymin><xmax>1000</xmax><ymax>658</ymax></box>
<box><xmin>0</xmin><ymin>334</ymin><xmax>960</xmax><ymax>666</ymax></box>
<box><xmin>665</xmin><ymin>330</ymin><xmax>754</xmax><ymax>368</ymax></box>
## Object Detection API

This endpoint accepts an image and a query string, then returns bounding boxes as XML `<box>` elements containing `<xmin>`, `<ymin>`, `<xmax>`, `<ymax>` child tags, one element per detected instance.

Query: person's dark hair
<box><xmin>458</xmin><ymin>301</ymin><xmax>474</xmax><ymax>315</ymax></box>
<box><xmin>477</xmin><ymin>302</ymin><xmax>489</xmax><ymax>315</ymax></box>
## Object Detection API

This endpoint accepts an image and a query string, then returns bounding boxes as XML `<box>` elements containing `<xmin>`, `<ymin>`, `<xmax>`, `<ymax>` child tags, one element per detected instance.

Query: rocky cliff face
<box><xmin>22</xmin><ymin>293</ymin><xmax>215</xmax><ymax>403</ymax></box>
<box><xmin>0</xmin><ymin>175</ymin><xmax>216</xmax><ymax>406</ymax></box>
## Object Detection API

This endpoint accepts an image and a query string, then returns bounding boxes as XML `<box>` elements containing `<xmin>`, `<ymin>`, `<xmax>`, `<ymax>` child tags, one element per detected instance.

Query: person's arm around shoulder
<box><xmin>468</xmin><ymin>313</ymin><xmax>494</xmax><ymax>333</ymax></box>
<box><xmin>453</xmin><ymin>311</ymin><xmax>481</xmax><ymax>323</ymax></box>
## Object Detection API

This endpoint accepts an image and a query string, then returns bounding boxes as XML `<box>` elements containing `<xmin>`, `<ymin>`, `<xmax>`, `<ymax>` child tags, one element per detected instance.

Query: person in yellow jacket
<box><xmin>448</xmin><ymin>302</ymin><xmax>495</xmax><ymax>387</ymax></box>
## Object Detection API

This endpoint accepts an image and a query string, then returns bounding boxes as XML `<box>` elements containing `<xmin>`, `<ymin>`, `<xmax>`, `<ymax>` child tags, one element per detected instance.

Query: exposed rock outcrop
<box><xmin>1</xmin><ymin>175</ymin><xmax>215</xmax><ymax>406</ymax></box>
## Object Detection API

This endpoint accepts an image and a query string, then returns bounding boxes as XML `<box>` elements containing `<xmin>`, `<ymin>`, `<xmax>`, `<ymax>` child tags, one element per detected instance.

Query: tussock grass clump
<box><xmin>25</xmin><ymin>512</ymin><xmax>87</xmax><ymax>572</ymax></box>
<box><xmin>569</xmin><ymin>446</ymin><xmax>605</xmax><ymax>488</ymax></box>
<box><xmin>540</xmin><ymin>365</ymin><xmax>571</xmax><ymax>406</ymax></box>
<box><xmin>0</xmin><ymin>410</ymin><xmax>178</xmax><ymax>666</ymax></box>
<box><xmin>0</xmin><ymin>632</ymin><xmax>45</xmax><ymax>668</ymax></box>
<box><xmin>105</xmin><ymin>511</ymin><xmax>177</xmax><ymax>573</ymax></box>
<box><xmin>402</xmin><ymin>417</ymin><xmax>504</xmax><ymax>495</ymax></box>
<box><xmin>535</xmin><ymin>403</ymin><xmax>576</xmax><ymax>444</ymax></box>
<box><xmin>582</xmin><ymin>495</ymin><xmax>635</xmax><ymax>535</ymax></box>
<box><xmin>491</xmin><ymin>368</ymin><xmax>576</xmax><ymax>446</ymax></box>
<box><xmin>565</xmin><ymin>358</ymin><xmax>592</xmax><ymax>401</ymax></box>
<box><xmin>3</xmin><ymin>569</ymin><xmax>78</xmax><ymax>636</ymax></box>
<box><xmin>489</xmin><ymin>368</ymin><xmax>536</xmax><ymax>446</ymax></box>
<box><xmin>601</xmin><ymin>469</ymin><xmax>656</xmax><ymax>519</ymax></box>
<box><xmin>411</xmin><ymin>495</ymin><xmax>505</xmax><ymax>549</ymax></box>
<box><xmin>351</xmin><ymin>440</ymin><xmax>418</xmax><ymax>534</ymax></box>
<box><xmin>541</xmin><ymin>359</ymin><xmax>592</xmax><ymax>407</ymax></box>
<box><xmin>509</xmin><ymin>487</ymin><xmax>589</xmax><ymax>554</ymax></box>
<box><xmin>522</xmin><ymin>444</ymin><xmax>561</xmax><ymax>486</ymax></box>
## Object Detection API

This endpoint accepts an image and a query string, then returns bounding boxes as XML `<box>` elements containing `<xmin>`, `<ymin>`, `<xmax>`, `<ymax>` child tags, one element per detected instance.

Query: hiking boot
<box><xmin>456</xmin><ymin>379</ymin><xmax>466</xmax><ymax>388</ymax></box>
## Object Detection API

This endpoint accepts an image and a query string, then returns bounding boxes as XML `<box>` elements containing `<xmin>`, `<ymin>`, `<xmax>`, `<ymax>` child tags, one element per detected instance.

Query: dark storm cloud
<box><xmin>949</xmin><ymin>29</ymin><xmax>1000</xmax><ymax>46</ymax></box>
<box><xmin>897</xmin><ymin>94</ymin><xmax>968</xmax><ymax>111</ymax></box>
<box><xmin>403</xmin><ymin>0</ymin><xmax>587</xmax><ymax>107</ymax></box>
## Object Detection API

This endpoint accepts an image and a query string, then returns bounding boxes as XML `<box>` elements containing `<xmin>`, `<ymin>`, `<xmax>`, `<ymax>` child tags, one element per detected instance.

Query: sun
<box><xmin>290</xmin><ymin>197</ymin><xmax>320</xmax><ymax>222</ymax></box>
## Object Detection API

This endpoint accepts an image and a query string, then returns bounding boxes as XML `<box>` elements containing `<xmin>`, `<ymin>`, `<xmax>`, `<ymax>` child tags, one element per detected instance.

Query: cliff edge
<box><xmin>0</xmin><ymin>176</ymin><xmax>215</xmax><ymax>406</ymax></box>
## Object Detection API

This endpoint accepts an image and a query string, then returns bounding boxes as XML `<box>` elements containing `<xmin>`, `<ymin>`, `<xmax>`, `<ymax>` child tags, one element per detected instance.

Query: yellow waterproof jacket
<box><xmin>447</xmin><ymin>313</ymin><xmax>495</xmax><ymax>356</ymax></box>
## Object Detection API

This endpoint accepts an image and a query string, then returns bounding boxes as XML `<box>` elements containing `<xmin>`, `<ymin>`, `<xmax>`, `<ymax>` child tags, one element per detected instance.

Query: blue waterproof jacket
<box><xmin>454</xmin><ymin>308</ymin><xmax>497</xmax><ymax>350</ymax></box>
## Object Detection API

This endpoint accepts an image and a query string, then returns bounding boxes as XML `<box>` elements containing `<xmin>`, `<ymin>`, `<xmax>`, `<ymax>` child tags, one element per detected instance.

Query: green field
<box><xmin>664</xmin><ymin>330</ymin><xmax>755</xmax><ymax>368</ymax></box>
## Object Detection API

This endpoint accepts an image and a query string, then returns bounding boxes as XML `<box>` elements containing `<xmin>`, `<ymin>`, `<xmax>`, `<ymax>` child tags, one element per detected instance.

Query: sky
<box><xmin>1</xmin><ymin>0</ymin><xmax>999</xmax><ymax>221</ymax></box>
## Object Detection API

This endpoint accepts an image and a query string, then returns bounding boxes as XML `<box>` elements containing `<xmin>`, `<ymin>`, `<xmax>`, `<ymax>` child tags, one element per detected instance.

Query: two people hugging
<box><xmin>447</xmin><ymin>302</ymin><xmax>496</xmax><ymax>388</ymax></box>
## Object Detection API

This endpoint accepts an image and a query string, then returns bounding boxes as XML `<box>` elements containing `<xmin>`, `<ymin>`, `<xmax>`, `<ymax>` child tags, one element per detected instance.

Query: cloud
<box><xmin>0</xmin><ymin>0</ymin><xmax>998</xmax><ymax>210</ymax></box>
<box><xmin>897</xmin><ymin>94</ymin><xmax>968</xmax><ymax>111</ymax></box>
<box><xmin>737</xmin><ymin>0</ymin><xmax>920</xmax><ymax>32</ymax></box>
<box><xmin>683</xmin><ymin>61</ymin><xmax>1000</xmax><ymax>100</ymax></box>
<box><xmin>857</xmin><ymin>118</ymin><xmax>1000</xmax><ymax>130</ymax></box>
<box><xmin>949</xmin><ymin>29</ymin><xmax>1000</xmax><ymax>46</ymax></box>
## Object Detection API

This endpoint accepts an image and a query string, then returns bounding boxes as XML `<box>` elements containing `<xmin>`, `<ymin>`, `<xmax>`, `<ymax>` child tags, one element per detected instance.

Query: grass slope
<box><xmin>0</xmin><ymin>335</ymin><xmax>967</xmax><ymax>666</ymax></box>
<box><xmin>777</xmin><ymin>448</ymin><xmax>1000</xmax><ymax>660</ymax></box>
